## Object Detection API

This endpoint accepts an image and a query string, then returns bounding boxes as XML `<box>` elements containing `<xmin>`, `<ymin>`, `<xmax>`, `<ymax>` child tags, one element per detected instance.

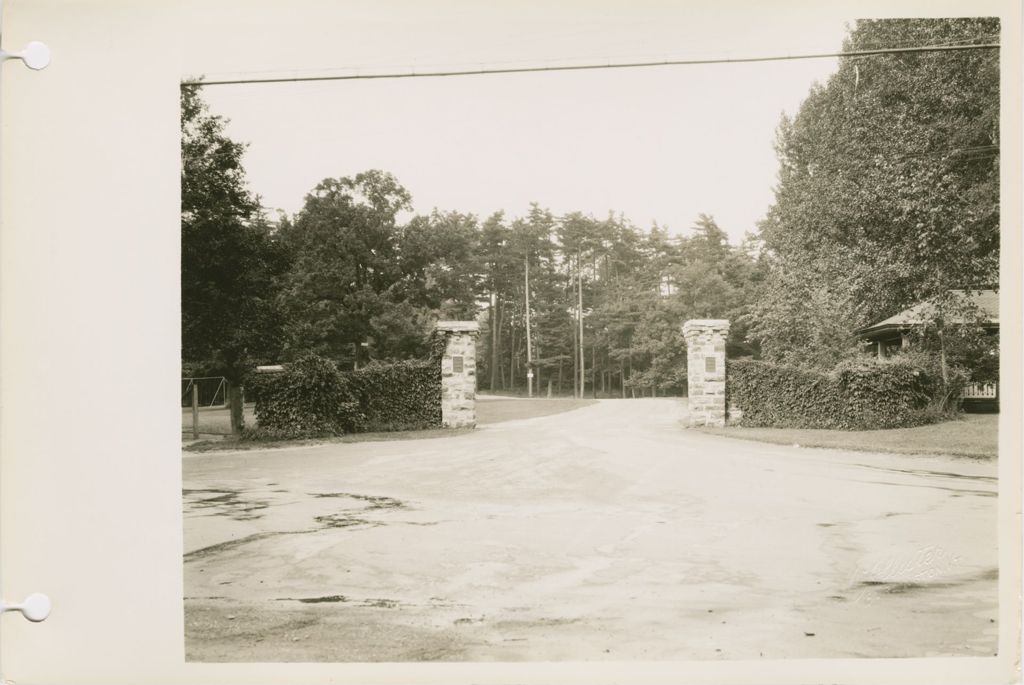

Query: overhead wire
<box><xmin>182</xmin><ymin>42</ymin><xmax>1000</xmax><ymax>88</ymax></box>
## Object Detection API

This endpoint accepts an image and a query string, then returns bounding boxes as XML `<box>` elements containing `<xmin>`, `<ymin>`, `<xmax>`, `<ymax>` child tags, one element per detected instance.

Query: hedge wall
<box><xmin>727</xmin><ymin>357</ymin><xmax>941</xmax><ymax>430</ymax></box>
<box><xmin>244</xmin><ymin>354</ymin><xmax>441</xmax><ymax>439</ymax></box>
<box><xmin>348</xmin><ymin>360</ymin><xmax>441</xmax><ymax>432</ymax></box>
<box><xmin>244</xmin><ymin>355</ymin><xmax>361</xmax><ymax>438</ymax></box>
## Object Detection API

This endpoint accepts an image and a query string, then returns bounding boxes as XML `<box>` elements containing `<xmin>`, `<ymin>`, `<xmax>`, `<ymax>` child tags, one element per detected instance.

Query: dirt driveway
<box><xmin>183</xmin><ymin>398</ymin><xmax>997</xmax><ymax>661</ymax></box>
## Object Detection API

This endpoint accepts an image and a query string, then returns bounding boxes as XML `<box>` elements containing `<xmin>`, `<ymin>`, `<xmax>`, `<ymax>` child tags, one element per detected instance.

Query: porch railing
<box><xmin>961</xmin><ymin>382</ymin><xmax>998</xmax><ymax>399</ymax></box>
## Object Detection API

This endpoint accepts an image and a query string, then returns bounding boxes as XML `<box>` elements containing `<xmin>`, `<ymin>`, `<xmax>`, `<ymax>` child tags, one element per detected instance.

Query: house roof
<box><xmin>855</xmin><ymin>289</ymin><xmax>999</xmax><ymax>338</ymax></box>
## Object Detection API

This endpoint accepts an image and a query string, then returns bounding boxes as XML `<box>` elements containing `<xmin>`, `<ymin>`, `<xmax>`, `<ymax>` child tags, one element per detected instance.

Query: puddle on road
<box><xmin>274</xmin><ymin>595</ymin><xmax>351</xmax><ymax>604</ymax></box>
<box><xmin>311</xmin><ymin>492</ymin><xmax>410</xmax><ymax>529</ymax></box>
<box><xmin>845</xmin><ymin>478</ymin><xmax>996</xmax><ymax>497</ymax></box>
<box><xmin>493</xmin><ymin>616</ymin><xmax>582</xmax><ymax>630</ymax></box>
<box><xmin>857</xmin><ymin>580</ymin><xmax>958</xmax><ymax>594</ymax></box>
<box><xmin>310</xmin><ymin>492</ymin><xmax>407</xmax><ymax>510</ymax></box>
<box><xmin>183</xmin><ymin>488</ymin><xmax>271</xmax><ymax>521</ymax></box>
<box><xmin>854</xmin><ymin>464</ymin><xmax>998</xmax><ymax>483</ymax></box>
<box><xmin>184</xmin><ymin>485</ymin><xmax>447</xmax><ymax>569</ymax></box>
<box><xmin>315</xmin><ymin>514</ymin><xmax>380</xmax><ymax>529</ymax></box>
<box><xmin>364</xmin><ymin>598</ymin><xmax>400</xmax><ymax>608</ymax></box>
<box><xmin>456</xmin><ymin>614</ymin><xmax>487</xmax><ymax>626</ymax></box>
<box><xmin>273</xmin><ymin>595</ymin><xmax>451</xmax><ymax>610</ymax></box>
<box><xmin>853</xmin><ymin>568</ymin><xmax>997</xmax><ymax>596</ymax></box>
<box><xmin>184</xmin><ymin>489</ymin><xmax>432</xmax><ymax>562</ymax></box>
<box><xmin>301</xmin><ymin>595</ymin><xmax>349</xmax><ymax>603</ymax></box>
<box><xmin>184</xmin><ymin>531</ymin><xmax>304</xmax><ymax>562</ymax></box>
<box><xmin>184</xmin><ymin>488</ymin><xmax>409</xmax><ymax>528</ymax></box>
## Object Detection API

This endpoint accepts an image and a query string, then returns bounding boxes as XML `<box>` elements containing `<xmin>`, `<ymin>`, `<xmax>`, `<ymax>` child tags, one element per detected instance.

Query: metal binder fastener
<box><xmin>0</xmin><ymin>593</ymin><xmax>51</xmax><ymax>622</ymax></box>
<box><xmin>0</xmin><ymin>40</ymin><xmax>50</xmax><ymax>70</ymax></box>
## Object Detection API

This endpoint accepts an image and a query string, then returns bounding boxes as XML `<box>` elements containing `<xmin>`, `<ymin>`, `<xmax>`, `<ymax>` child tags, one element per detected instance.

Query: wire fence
<box><xmin>181</xmin><ymin>376</ymin><xmax>228</xmax><ymax>408</ymax></box>
<box><xmin>182</xmin><ymin>376</ymin><xmax>247</xmax><ymax>439</ymax></box>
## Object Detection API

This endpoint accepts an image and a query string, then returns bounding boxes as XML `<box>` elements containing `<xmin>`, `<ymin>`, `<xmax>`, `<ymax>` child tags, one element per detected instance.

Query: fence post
<box><xmin>191</xmin><ymin>381</ymin><xmax>200</xmax><ymax>440</ymax></box>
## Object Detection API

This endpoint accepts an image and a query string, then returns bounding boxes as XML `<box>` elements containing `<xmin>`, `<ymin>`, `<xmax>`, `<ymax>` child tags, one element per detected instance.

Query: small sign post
<box><xmin>191</xmin><ymin>382</ymin><xmax>200</xmax><ymax>440</ymax></box>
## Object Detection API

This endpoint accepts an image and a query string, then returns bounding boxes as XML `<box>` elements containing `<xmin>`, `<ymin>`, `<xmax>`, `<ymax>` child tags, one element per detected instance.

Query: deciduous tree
<box><xmin>181</xmin><ymin>84</ymin><xmax>289</xmax><ymax>433</ymax></box>
<box><xmin>753</xmin><ymin>18</ymin><xmax>999</xmax><ymax>369</ymax></box>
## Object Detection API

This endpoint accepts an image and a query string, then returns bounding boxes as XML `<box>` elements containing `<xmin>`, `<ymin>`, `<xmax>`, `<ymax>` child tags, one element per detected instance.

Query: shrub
<box><xmin>893</xmin><ymin>350</ymin><xmax>969</xmax><ymax>409</ymax></box>
<box><xmin>244</xmin><ymin>355</ymin><xmax>442</xmax><ymax>439</ymax></box>
<box><xmin>348</xmin><ymin>360</ymin><xmax>441</xmax><ymax>432</ymax></box>
<box><xmin>727</xmin><ymin>356</ymin><xmax>946</xmax><ymax>430</ymax></box>
<box><xmin>727</xmin><ymin>360</ymin><xmax>845</xmax><ymax>429</ymax></box>
<box><xmin>832</xmin><ymin>356</ymin><xmax>939</xmax><ymax>429</ymax></box>
<box><xmin>248</xmin><ymin>354</ymin><xmax>362</xmax><ymax>438</ymax></box>
<box><xmin>242</xmin><ymin>369</ymin><xmax>279</xmax><ymax>405</ymax></box>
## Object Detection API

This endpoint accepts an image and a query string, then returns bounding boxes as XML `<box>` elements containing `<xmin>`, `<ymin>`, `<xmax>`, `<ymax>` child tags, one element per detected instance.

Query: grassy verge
<box><xmin>695</xmin><ymin>413</ymin><xmax>998</xmax><ymax>459</ymax></box>
<box><xmin>184</xmin><ymin>398</ymin><xmax>597</xmax><ymax>453</ymax></box>
<box><xmin>184</xmin><ymin>427</ymin><xmax>474</xmax><ymax>453</ymax></box>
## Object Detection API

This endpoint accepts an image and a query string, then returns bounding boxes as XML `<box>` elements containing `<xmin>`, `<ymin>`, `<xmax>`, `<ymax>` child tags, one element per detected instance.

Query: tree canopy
<box><xmin>752</xmin><ymin>18</ymin><xmax>1000</xmax><ymax>367</ymax></box>
<box><xmin>182</xmin><ymin>18</ymin><xmax>999</xmax><ymax>408</ymax></box>
<box><xmin>181</xmin><ymin>84</ymin><xmax>289</xmax><ymax>382</ymax></box>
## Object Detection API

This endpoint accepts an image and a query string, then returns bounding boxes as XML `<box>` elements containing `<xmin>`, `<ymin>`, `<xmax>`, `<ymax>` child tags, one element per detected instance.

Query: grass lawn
<box><xmin>481</xmin><ymin>387</ymin><xmax>673</xmax><ymax>400</ymax></box>
<box><xmin>182</xmin><ymin>403</ymin><xmax>256</xmax><ymax>436</ymax></box>
<box><xmin>184</xmin><ymin>397</ymin><xmax>596</xmax><ymax>452</ymax></box>
<box><xmin>476</xmin><ymin>398</ymin><xmax>596</xmax><ymax>424</ymax></box>
<box><xmin>697</xmin><ymin>413</ymin><xmax>998</xmax><ymax>459</ymax></box>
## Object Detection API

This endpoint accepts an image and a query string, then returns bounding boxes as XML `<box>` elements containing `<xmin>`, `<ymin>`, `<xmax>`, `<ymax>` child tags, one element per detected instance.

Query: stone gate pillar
<box><xmin>435</xmin><ymin>321</ymin><xmax>480</xmax><ymax>428</ymax></box>
<box><xmin>682</xmin><ymin>319</ymin><xmax>730</xmax><ymax>427</ymax></box>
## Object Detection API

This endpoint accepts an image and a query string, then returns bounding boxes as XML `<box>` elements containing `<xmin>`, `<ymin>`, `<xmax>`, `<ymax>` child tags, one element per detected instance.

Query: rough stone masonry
<box><xmin>682</xmin><ymin>319</ymin><xmax>730</xmax><ymax>428</ymax></box>
<box><xmin>435</xmin><ymin>321</ymin><xmax>480</xmax><ymax>428</ymax></box>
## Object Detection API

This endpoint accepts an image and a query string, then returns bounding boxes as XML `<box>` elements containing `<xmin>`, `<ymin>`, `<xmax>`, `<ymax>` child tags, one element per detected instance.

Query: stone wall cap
<box><xmin>435</xmin><ymin>320</ymin><xmax>480</xmax><ymax>333</ymax></box>
<box><xmin>682</xmin><ymin>319</ymin><xmax>731</xmax><ymax>334</ymax></box>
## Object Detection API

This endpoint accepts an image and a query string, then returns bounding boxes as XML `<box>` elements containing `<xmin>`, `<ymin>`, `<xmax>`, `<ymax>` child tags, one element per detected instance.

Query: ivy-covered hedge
<box><xmin>348</xmin><ymin>360</ymin><xmax>441</xmax><ymax>432</ymax></box>
<box><xmin>245</xmin><ymin>355</ymin><xmax>362</xmax><ymax>438</ymax></box>
<box><xmin>727</xmin><ymin>357</ymin><xmax>943</xmax><ymax>430</ymax></box>
<box><xmin>244</xmin><ymin>354</ymin><xmax>441</xmax><ymax>439</ymax></box>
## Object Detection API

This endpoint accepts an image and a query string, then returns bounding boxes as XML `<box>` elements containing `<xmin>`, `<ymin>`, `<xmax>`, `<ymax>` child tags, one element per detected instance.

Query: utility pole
<box><xmin>577</xmin><ymin>250</ymin><xmax>585</xmax><ymax>397</ymax></box>
<box><xmin>571</xmin><ymin>268</ymin><xmax>579</xmax><ymax>399</ymax></box>
<box><xmin>490</xmin><ymin>291</ymin><xmax>499</xmax><ymax>392</ymax></box>
<box><xmin>524</xmin><ymin>255</ymin><xmax>533</xmax><ymax>398</ymax></box>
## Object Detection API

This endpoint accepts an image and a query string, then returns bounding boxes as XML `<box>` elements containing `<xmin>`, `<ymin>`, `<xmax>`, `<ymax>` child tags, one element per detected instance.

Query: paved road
<box><xmin>183</xmin><ymin>399</ymin><xmax>998</xmax><ymax>661</ymax></box>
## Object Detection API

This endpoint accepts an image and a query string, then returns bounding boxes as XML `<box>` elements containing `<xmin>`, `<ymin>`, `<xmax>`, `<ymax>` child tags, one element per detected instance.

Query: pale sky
<box><xmin>181</xmin><ymin>1</ymin><xmax>868</xmax><ymax>244</ymax></box>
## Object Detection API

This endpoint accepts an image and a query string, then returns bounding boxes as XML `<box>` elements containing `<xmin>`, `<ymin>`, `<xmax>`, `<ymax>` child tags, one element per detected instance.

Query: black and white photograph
<box><xmin>176</xmin><ymin>3</ymin><xmax>1009</xmax><ymax>664</ymax></box>
<box><xmin>1</xmin><ymin>1</ymin><xmax>1020</xmax><ymax>682</ymax></box>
